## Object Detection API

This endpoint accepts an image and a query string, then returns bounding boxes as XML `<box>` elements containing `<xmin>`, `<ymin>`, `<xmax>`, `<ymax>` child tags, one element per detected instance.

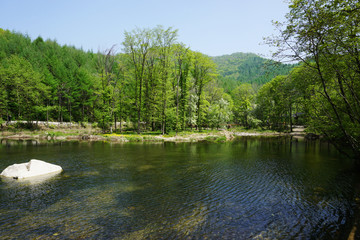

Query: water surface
<box><xmin>0</xmin><ymin>138</ymin><xmax>357</xmax><ymax>239</ymax></box>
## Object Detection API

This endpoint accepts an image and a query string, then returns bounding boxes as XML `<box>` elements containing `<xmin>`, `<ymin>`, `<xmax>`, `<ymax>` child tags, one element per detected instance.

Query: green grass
<box><xmin>46</xmin><ymin>131</ymin><xmax>77</xmax><ymax>137</ymax></box>
<box><xmin>166</xmin><ymin>129</ymin><xmax>219</xmax><ymax>137</ymax></box>
<box><xmin>204</xmin><ymin>135</ymin><xmax>227</xmax><ymax>143</ymax></box>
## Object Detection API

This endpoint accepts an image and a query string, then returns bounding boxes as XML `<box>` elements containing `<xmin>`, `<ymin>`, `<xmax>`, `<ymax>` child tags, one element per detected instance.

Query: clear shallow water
<box><xmin>0</xmin><ymin>137</ymin><xmax>358</xmax><ymax>239</ymax></box>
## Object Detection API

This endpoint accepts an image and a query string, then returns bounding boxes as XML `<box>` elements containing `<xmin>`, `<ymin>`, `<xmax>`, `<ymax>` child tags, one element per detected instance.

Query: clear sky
<box><xmin>0</xmin><ymin>0</ymin><xmax>289</xmax><ymax>57</ymax></box>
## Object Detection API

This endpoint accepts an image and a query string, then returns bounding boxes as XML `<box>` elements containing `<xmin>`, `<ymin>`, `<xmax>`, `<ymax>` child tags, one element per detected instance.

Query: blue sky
<box><xmin>0</xmin><ymin>0</ymin><xmax>289</xmax><ymax>57</ymax></box>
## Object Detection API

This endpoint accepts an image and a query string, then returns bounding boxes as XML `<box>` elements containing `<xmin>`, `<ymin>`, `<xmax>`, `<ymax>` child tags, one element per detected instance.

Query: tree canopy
<box><xmin>0</xmin><ymin>27</ymin><xmax>229</xmax><ymax>132</ymax></box>
<box><xmin>268</xmin><ymin>0</ymin><xmax>360</xmax><ymax>159</ymax></box>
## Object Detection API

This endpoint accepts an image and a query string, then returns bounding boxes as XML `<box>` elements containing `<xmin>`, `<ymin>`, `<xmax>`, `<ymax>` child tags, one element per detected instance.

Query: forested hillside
<box><xmin>213</xmin><ymin>52</ymin><xmax>296</xmax><ymax>92</ymax></box>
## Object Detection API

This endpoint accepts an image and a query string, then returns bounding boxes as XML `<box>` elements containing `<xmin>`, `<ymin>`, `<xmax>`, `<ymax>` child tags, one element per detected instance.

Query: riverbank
<box><xmin>0</xmin><ymin>123</ymin><xmax>304</xmax><ymax>143</ymax></box>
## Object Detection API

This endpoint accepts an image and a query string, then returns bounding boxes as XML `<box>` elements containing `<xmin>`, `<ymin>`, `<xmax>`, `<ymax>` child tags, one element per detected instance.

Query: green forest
<box><xmin>0</xmin><ymin>26</ymin><xmax>292</xmax><ymax>134</ymax></box>
<box><xmin>0</xmin><ymin>27</ymin><xmax>225</xmax><ymax>134</ymax></box>
<box><xmin>1</xmin><ymin>0</ymin><xmax>360</xmax><ymax>159</ymax></box>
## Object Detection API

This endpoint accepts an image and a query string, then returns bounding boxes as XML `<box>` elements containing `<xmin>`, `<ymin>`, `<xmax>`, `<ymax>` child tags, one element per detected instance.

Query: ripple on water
<box><xmin>0</xmin><ymin>140</ymin><xmax>356</xmax><ymax>239</ymax></box>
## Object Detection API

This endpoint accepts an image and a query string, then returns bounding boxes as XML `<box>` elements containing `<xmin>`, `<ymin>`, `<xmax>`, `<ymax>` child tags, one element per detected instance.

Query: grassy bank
<box><xmin>0</xmin><ymin>122</ymin><xmax>295</xmax><ymax>143</ymax></box>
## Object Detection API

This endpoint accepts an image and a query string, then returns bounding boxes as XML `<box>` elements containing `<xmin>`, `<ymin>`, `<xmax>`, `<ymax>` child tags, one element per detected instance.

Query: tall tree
<box><xmin>204</xmin><ymin>82</ymin><xmax>233</xmax><ymax>129</ymax></box>
<box><xmin>191</xmin><ymin>52</ymin><xmax>217</xmax><ymax>129</ymax></box>
<box><xmin>154</xmin><ymin>26</ymin><xmax>178</xmax><ymax>134</ymax></box>
<box><xmin>123</xmin><ymin>28</ymin><xmax>153</xmax><ymax>133</ymax></box>
<box><xmin>0</xmin><ymin>55</ymin><xmax>48</xmax><ymax>122</ymax></box>
<box><xmin>255</xmin><ymin>75</ymin><xmax>299</xmax><ymax>131</ymax></box>
<box><xmin>231</xmin><ymin>83</ymin><xmax>255</xmax><ymax>128</ymax></box>
<box><xmin>173</xmin><ymin>44</ymin><xmax>191</xmax><ymax>132</ymax></box>
<box><xmin>96</xmin><ymin>46</ymin><xmax>117</xmax><ymax>132</ymax></box>
<box><xmin>270</xmin><ymin>0</ymin><xmax>360</xmax><ymax>159</ymax></box>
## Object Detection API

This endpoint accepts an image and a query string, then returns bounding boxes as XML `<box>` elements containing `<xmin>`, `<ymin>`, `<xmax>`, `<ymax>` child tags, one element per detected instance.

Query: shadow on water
<box><xmin>0</xmin><ymin>138</ymin><xmax>359</xmax><ymax>239</ymax></box>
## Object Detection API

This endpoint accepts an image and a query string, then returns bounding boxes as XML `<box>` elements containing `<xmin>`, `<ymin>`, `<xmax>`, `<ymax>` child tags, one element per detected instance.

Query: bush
<box><xmin>80</xmin><ymin>122</ymin><xmax>87</xmax><ymax>128</ymax></box>
<box><xmin>47</xmin><ymin>131</ymin><xmax>65</xmax><ymax>138</ymax></box>
<box><xmin>247</xmin><ymin>116</ymin><xmax>262</xmax><ymax>129</ymax></box>
<box><xmin>47</xmin><ymin>132</ymin><xmax>56</xmax><ymax>138</ymax></box>
<box><xmin>215</xmin><ymin>136</ymin><xmax>227</xmax><ymax>143</ymax></box>
<box><xmin>125</xmin><ymin>136</ymin><xmax>142</xmax><ymax>142</ymax></box>
<box><xmin>204</xmin><ymin>135</ymin><xmax>227</xmax><ymax>143</ymax></box>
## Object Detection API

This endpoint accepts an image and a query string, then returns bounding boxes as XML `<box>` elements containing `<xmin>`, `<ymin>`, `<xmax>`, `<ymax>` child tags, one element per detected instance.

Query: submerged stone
<box><xmin>0</xmin><ymin>159</ymin><xmax>62</xmax><ymax>179</ymax></box>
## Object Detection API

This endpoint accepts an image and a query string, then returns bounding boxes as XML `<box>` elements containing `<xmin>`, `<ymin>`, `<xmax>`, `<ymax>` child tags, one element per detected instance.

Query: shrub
<box><xmin>125</xmin><ymin>136</ymin><xmax>142</xmax><ymax>142</ymax></box>
<box><xmin>215</xmin><ymin>136</ymin><xmax>227</xmax><ymax>143</ymax></box>
<box><xmin>247</xmin><ymin>116</ymin><xmax>262</xmax><ymax>129</ymax></box>
<box><xmin>204</xmin><ymin>135</ymin><xmax>226</xmax><ymax>143</ymax></box>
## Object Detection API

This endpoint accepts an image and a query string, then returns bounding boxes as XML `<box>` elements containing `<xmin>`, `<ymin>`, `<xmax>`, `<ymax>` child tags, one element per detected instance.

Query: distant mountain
<box><xmin>212</xmin><ymin>52</ymin><xmax>296</xmax><ymax>92</ymax></box>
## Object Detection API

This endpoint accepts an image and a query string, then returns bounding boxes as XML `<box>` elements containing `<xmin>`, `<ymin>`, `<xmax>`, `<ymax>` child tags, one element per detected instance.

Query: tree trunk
<box><xmin>59</xmin><ymin>96</ymin><xmax>63</xmax><ymax>123</ymax></box>
<box><xmin>289</xmin><ymin>104</ymin><xmax>292</xmax><ymax>132</ymax></box>
<box><xmin>69</xmin><ymin>98</ymin><xmax>72</xmax><ymax>125</ymax></box>
<box><xmin>46</xmin><ymin>103</ymin><xmax>49</xmax><ymax>125</ymax></box>
<box><xmin>114</xmin><ymin>113</ymin><xmax>117</xmax><ymax>132</ymax></box>
<box><xmin>162</xmin><ymin>97</ymin><xmax>167</xmax><ymax>134</ymax></box>
<box><xmin>196</xmin><ymin>83</ymin><xmax>203</xmax><ymax>131</ymax></box>
<box><xmin>175</xmin><ymin>74</ymin><xmax>180</xmax><ymax>134</ymax></box>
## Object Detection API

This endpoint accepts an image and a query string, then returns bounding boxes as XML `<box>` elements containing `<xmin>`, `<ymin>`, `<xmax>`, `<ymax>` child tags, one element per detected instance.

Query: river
<box><xmin>0</xmin><ymin>137</ymin><xmax>358</xmax><ymax>239</ymax></box>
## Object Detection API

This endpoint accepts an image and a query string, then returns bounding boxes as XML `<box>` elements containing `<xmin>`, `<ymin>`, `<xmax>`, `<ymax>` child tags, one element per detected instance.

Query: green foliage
<box><xmin>0</xmin><ymin>55</ymin><xmax>48</xmax><ymax>121</ymax></box>
<box><xmin>0</xmin><ymin>26</ymin><xmax>306</xmax><ymax>138</ymax></box>
<box><xmin>231</xmin><ymin>83</ymin><xmax>256</xmax><ymax>127</ymax></box>
<box><xmin>0</xmin><ymin>29</ymin><xmax>100</xmax><ymax>124</ymax></box>
<box><xmin>46</xmin><ymin>131</ymin><xmax>66</xmax><ymax>138</ymax></box>
<box><xmin>255</xmin><ymin>74</ymin><xmax>300</xmax><ymax>131</ymax></box>
<box><xmin>0</xmin><ymin>27</ymin><xmax>234</xmax><ymax>133</ymax></box>
<box><xmin>213</xmin><ymin>52</ymin><xmax>296</xmax><ymax>92</ymax></box>
<box><xmin>125</xmin><ymin>135</ymin><xmax>143</xmax><ymax>142</ymax></box>
<box><xmin>191</xmin><ymin>51</ymin><xmax>218</xmax><ymax>129</ymax></box>
<box><xmin>204</xmin><ymin>135</ymin><xmax>227</xmax><ymax>143</ymax></box>
<box><xmin>269</xmin><ymin>0</ymin><xmax>360</xmax><ymax>158</ymax></box>
<box><xmin>246</xmin><ymin>116</ymin><xmax>262</xmax><ymax>129</ymax></box>
<box><xmin>122</xmin><ymin>26</ymin><xmax>179</xmax><ymax>134</ymax></box>
<box><xmin>205</xmin><ymin>84</ymin><xmax>233</xmax><ymax>129</ymax></box>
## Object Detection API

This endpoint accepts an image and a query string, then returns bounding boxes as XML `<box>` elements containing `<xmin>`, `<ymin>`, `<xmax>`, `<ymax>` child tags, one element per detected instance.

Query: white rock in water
<box><xmin>0</xmin><ymin>159</ymin><xmax>62</xmax><ymax>179</ymax></box>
